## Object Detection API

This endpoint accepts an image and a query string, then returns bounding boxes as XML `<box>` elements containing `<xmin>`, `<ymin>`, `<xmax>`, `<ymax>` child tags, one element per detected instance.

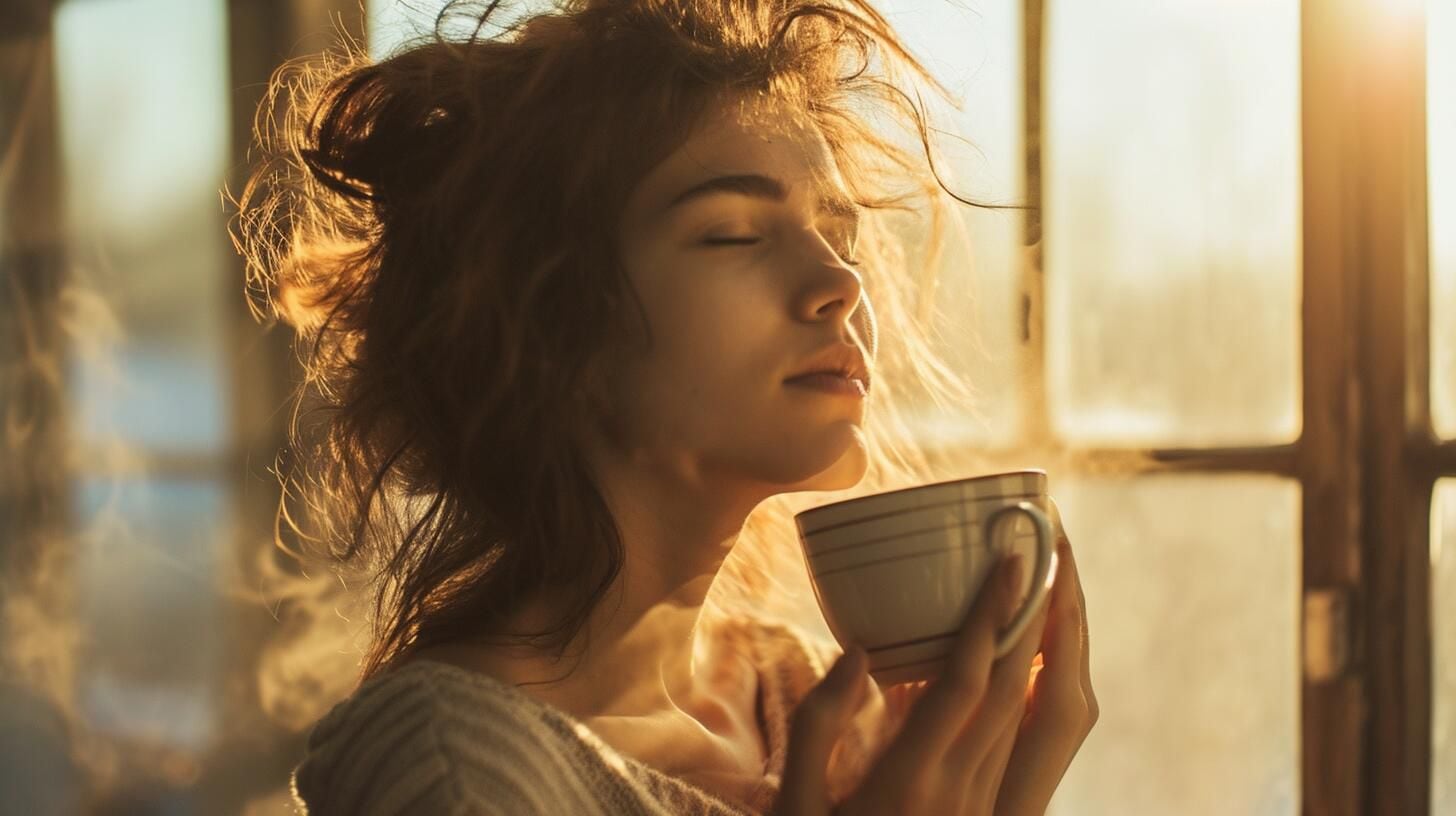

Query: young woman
<box><xmin>234</xmin><ymin>0</ymin><xmax>1096</xmax><ymax>813</ymax></box>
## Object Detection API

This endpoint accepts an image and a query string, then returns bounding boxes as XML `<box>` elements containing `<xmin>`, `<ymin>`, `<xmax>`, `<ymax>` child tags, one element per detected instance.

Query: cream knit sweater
<box><xmin>291</xmin><ymin>617</ymin><xmax>884</xmax><ymax>815</ymax></box>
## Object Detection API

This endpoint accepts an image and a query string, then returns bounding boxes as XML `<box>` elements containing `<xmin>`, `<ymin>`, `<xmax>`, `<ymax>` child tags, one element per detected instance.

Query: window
<box><xmin>54</xmin><ymin>0</ymin><xmax>232</xmax><ymax>773</ymax></box>
<box><xmin>882</xmin><ymin>1</ymin><xmax>1305</xmax><ymax>812</ymax></box>
<box><xmin>1050</xmin><ymin>476</ymin><xmax>1300</xmax><ymax>814</ymax></box>
<box><xmin>1044</xmin><ymin>1</ymin><xmax>1301</xmax><ymax>448</ymax></box>
<box><xmin>891</xmin><ymin>1</ymin><xmax>1447</xmax><ymax>813</ymax></box>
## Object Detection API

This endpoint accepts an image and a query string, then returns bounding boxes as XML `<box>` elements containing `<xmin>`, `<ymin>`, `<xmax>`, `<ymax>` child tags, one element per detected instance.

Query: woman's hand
<box><xmin>875</xmin><ymin>505</ymin><xmax>1098</xmax><ymax>815</ymax></box>
<box><xmin>772</xmin><ymin>552</ymin><xmax>1052</xmax><ymax>816</ymax></box>
<box><xmin>990</xmin><ymin>505</ymin><xmax>1098</xmax><ymax>816</ymax></box>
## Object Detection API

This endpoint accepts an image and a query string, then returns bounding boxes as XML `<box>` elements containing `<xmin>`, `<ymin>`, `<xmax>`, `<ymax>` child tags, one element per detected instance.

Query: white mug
<box><xmin>796</xmin><ymin>469</ymin><xmax>1058</xmax><ymax>687</ymax></box>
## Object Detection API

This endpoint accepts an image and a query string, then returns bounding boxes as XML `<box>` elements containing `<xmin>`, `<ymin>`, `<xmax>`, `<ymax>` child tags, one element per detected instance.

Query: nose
<box><xmin>792</xmin><ymin>257</ymin><xmax>864</xmax><ymax>325</ymax></box>
<box><xmin>791</xmin><ymin>256</ymin><xmax>877</xmax><ymax>355</ymax></box>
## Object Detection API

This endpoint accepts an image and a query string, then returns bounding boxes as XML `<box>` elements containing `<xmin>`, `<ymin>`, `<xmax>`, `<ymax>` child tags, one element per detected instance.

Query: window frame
<box><xmin>1015</xmin><ymin>0</ymin><xmax>1444</xmax><ymax>813</ymax></box>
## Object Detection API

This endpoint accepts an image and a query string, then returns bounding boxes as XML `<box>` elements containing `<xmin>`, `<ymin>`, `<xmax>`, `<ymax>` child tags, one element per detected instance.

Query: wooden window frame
<box><xmin>1016</xmin><ymin>1</ymin><xmax>1445</xmax><ymax>814</ymax></box>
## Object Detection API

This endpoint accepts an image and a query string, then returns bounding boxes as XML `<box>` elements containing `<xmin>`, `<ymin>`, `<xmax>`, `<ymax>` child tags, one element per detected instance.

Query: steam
<box><xmin>2</xmin><ymin>272</ymin><xmax>154</xmax><ymax>803</ymax></box>
<box><xmin>239</xmin><ymin>547</ymin><xmax>371</xmax><ymax>733</ymax></box>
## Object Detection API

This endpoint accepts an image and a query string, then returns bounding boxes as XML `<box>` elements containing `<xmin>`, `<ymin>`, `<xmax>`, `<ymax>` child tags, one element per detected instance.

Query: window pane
<box><xmin>368</xmin><ymin>0</ymin><xmax>550</xmax><ymax>58</ymax></box>
<box><xmin>53</xmin><ymin>0</ymin><xmax>231</xmax><ymax>456</ymax></box>
<box><xmin>1046</xmin><ymin>474</ymin><xmax>1300</xmax><ymax>816</ymax></box>
<box><xmin>74</xmin><ymin>477</ymin><xmax>229</xmax><ymax>752</ymax></box>
<box><xmin>1434</xmin><ymin>480</ymin><xmax>1456</xmax><ymax>813</ymax></box>
<box><xmin>1044</xmin><ymin>1</ymin><xmax>1302</xmax><ymax>447</ymax></box>
<box><xmin>1431</xmin><ymin>2</ymin><xmax>1456</xmax><ymax>438</ymax></box>
<box><xmin>368</xmin><ymin>0</ymin><xmax>441</xmax><ymax>58</ymax></box>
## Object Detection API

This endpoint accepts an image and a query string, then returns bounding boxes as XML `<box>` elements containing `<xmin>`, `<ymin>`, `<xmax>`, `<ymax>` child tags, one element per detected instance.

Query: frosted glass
<box><xmin>368</xmin><ymin>0</ymin><xmax>552</xmax><ymax>58</ymax></box>
<box><xmin>54</xmin><ymin>0</ymin><xmax>227</xmax><ymax>242</ymax></box>
<box><xmin>1044</xmin><ymin>1</ymin><xmax>1302</xmax><ymax>447</ymax></box>
<box><xmin>368</xmin><ymin>0</ymin><xmax>442</xmax><ymax>58</ymax></box>
<box><xmin>1434</xmin><ymin>480</ymin><xmax>1456</xmax><ymax>814</ymax></box>
<box><xmin>1045</xmin><ymin>475</ymin><xmax>1300</xmax><ymax>816</ymax></box>
<box><xmin>1431</xmin><ymin>2</ymin><xmax>1456</xmax><ymax>438</ymax></box>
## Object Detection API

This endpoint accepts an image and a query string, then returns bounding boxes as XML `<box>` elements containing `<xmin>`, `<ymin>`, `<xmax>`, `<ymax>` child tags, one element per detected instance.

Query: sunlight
<box><xmin>1378</xmin><ymin>0</ymin><xmax>1426</xmax><ymax>24</ymax></box>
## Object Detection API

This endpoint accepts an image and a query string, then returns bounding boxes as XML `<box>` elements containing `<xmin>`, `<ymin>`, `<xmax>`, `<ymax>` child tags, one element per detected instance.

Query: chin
<box><xmin>782</xmin><ymin>429</ymin><xmax>870</xmax><ymax>493</ymax></box>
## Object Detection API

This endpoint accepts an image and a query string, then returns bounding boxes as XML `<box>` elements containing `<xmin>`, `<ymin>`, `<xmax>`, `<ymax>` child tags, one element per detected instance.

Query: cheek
<box><xmin>640</xmin><ymin>278</ymin><xmax>778</xmax><ymax>390</ymax></box>
<box><xmin>601</xmin><ymin>306</ymin><xmax>767</xmax><ymax>442</ymax></box>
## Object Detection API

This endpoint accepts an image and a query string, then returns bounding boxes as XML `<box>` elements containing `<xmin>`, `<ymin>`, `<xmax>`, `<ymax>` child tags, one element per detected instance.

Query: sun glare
<box><xmin>1379</xmin><ymin>0</ymin><xmax>1426</xmax><ymax>23</ymax></box>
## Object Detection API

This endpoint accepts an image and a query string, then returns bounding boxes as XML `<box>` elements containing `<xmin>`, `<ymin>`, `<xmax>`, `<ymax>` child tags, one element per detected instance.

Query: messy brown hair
<box><xmin>232</xmin><ymin>0</ymin><xmax>1004</xmax><ymax>688</ymax></box>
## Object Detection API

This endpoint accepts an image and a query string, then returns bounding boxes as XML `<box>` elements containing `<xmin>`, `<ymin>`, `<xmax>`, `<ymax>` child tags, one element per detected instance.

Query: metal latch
<box><xmin>1304</xmin><ymin>587</ymin><xmax>1353</xmax><ymax>682</ymax></box>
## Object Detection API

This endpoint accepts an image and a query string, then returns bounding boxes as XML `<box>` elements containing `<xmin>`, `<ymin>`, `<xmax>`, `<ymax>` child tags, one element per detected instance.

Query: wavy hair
<box><xmin>232</xmin><ymin>0</ymin><xmax>1009</xmax><ymax>693</ymax></box>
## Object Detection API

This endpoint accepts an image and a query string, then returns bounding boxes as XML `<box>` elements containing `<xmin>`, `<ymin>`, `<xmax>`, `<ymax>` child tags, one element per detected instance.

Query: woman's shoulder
<box><xmin>292</xmin><ymin>659</ymin><xmax>764</xmax><ymax>815</ymax></box>
<box><xmin>291</xmin><ymin>660</ymin><xmax>601</xmax><ymax>815</ymax></box>
<box><xmin>301</xmin><ymin>658</ymin><xmax>551</xmax><ymax>749</ymax></box>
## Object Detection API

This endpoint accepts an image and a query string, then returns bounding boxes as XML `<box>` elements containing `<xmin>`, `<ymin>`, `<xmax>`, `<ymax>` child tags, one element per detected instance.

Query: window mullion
<box><xmin>1146</xmin><ymin>445</ymin><xmax>1300</xmax><ymax>475</ymax></box>
<box><xmin>1018</xmin><ymin>0</ymin><xmax>1050</xmax><ymax>446</ymax></box>
<box><xmin>1351</xmin><ymin>0</ymin><xmax>1434</xmax><ymax>811</ymax></box>
<box><xmin>1301</xmin><ymin>0</ymin><xmax>1371</xmax><ymax>813</ymax></box>
<box><xmin>1431</xmin><ymin>440</ymin><xmax>1456</xmax><ymax>476</ymax></box>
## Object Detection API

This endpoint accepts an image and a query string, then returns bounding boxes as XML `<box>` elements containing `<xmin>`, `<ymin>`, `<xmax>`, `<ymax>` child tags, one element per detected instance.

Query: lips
<box><xmin>785</xmin><ymin>371</ymin><xmax>869</xmax><ymax>397</ymax></box>
<box><xmin>785</xmin><ymin>343</ymin><xmax>871</xmax><ymax>394</ymax></box>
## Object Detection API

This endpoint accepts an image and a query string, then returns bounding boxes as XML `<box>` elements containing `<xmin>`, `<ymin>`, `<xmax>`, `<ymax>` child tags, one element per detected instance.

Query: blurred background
<box><xmin>0</xmin><ymin>0</ymin><xmax>1452</xmax><ymax>813</ymax></box>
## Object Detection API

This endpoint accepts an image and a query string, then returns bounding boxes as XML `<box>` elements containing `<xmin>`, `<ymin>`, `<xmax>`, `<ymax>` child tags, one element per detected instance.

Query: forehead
<box><xmin>623</xmin><ymin>98</ymin><xmax>849</xmax><ymax>225</ymax></box>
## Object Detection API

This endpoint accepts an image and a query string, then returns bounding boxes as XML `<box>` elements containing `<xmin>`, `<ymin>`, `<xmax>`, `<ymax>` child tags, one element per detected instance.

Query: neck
<box><xmin>427</xmin><ymin>439</ymin><xmax>770</xmax><ymax>722</ymax></box>
<box><xmin>495</xmin><ymin>562</ymin><xmax>722</xmax><ymax>718</ymax></box>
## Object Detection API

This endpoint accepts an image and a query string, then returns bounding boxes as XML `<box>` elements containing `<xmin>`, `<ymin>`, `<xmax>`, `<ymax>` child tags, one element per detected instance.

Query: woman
<box><xmin>234</xmin><ymin>0</ymin><xmax>1096</xmax><ymax>812</ymax></box>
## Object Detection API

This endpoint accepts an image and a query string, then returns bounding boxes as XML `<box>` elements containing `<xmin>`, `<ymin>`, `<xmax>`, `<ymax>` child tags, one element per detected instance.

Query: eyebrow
<box><xmin>663</xmin><ymin>173</ymin><xmax>862</xmax><ymax>226</ymax></box>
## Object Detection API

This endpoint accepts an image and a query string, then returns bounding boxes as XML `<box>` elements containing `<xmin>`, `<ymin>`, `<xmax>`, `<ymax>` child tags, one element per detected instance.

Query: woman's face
<box><xmin>600</xmin><ymin>97</ymin><xmax>877</xmax><ymax>495</ymax></box>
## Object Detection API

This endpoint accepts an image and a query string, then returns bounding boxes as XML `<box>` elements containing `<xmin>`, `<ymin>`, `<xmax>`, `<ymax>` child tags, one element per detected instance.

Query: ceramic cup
<box><xmin>795</xmin><ymin>469</ymin><xmax>1058</xmax><ymax>687</ymax></box>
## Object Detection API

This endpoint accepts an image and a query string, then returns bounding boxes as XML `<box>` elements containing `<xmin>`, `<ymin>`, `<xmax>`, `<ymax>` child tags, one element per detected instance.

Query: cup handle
<box><xmin>983</xmin><ymin>501</ymin><xmax>1057</xmax><ymax>659</ymax></box>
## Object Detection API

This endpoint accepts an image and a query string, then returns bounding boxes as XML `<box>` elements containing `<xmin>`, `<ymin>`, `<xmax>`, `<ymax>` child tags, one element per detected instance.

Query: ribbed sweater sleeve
<box><xmin>291</xmin><ymin>660</ymin><xmax>759</xmax><ymax>815</ymax></box>
<box><xmin>293</xmin><ymin>662</ymin><xmax>615</xmax><ymax>815</ymax></box>
<box><xmin>289</xmin><ymin>616</ymin><xmax>884</xmax><ymax>815</ymax></box>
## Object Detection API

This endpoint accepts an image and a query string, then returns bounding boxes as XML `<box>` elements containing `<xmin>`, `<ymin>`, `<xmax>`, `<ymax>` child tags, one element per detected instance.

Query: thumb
<box><xmin>774</xmin><ymin>646</ymin><xmax>869</xmax><ymax>816</ymax></box>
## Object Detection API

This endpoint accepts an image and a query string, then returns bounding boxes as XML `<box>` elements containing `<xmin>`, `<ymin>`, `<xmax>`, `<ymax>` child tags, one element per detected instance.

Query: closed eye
<box><xmin>702</xmin><ymin>236</ymin><xmax>861</xmax><ymax>266</ymax></box>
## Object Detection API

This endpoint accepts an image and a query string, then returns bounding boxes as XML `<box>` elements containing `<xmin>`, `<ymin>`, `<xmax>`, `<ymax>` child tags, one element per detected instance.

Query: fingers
<box><xmin>945</xmin><ymin>571</ymin><xmax>1050</xmax><ymax>769</ymax></box>
<box><xmin>966</xmin><ymin>668</ymin><xmax>1032</xmax><ymax>812</ymax></box>
<box><xmin>1036</xmin><ymin>512</ymin><xmax>1098</xmax><ymax>730</ymax></box>
<box><xmin>868</xmin><ymin>555</ymin><xmax>1024</xmax><ymax>780</ymax></box>
<box><xmin>1039</xmin><ymin>536</ymin><xmax>1080</xmax><ymax>671</ymax></box>
<box><xmin>1041</xmin><ymin>539</ymin><xmax>1093</xmax><ymax>707</ymax></box>
<box><xmin>1046</xmin><ymin>499</ymin><xmax>1091</xmax><ymax>680</ymax></box>
<box><xmin>777</xmin><ymin>647</ymin><xmax>870</xmax><ymax>816</ymax></box>
<box><xmin>1062</xmin><ymin>533</ymin><xmax>1099</xmax><ymax>727</ymax></box>
<box><xmin>880</xmin><ymin>680</ymin><xmax>930</xmax><ymax>737</ymax></box>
